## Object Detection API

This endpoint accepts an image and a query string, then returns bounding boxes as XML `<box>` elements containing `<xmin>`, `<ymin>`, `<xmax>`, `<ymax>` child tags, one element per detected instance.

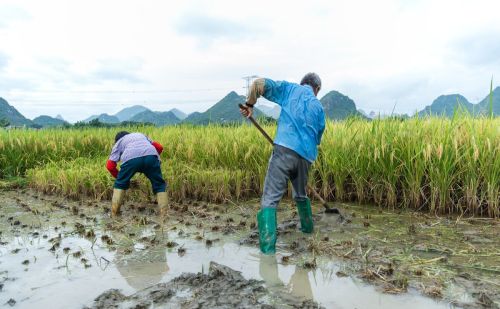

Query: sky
<box><xmin>1</xmin><ymin>0</ymin><xmax>500</xmax><ymax>122</ymax></box>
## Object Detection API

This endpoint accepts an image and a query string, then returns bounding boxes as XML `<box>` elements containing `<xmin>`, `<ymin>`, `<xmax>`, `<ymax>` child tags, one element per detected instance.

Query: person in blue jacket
<box><xmin>240</xmin><ymin>73</ymin><xmax>326</xmax><ymax>254</ymax></box>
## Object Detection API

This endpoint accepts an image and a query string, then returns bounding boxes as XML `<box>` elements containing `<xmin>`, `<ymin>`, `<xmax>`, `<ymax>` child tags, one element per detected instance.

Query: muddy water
<box><xmin>0</xmin><ymin>190</ymin><xmax>495</xmax><ymax>308</ymax></box>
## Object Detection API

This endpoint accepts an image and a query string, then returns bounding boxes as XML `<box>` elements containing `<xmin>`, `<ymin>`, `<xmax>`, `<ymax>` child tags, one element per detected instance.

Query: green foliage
<box><xmin>0</xmin><ymin>176</ymin><xmax>27</xmax><ymax>189</ymax></box>
<box><xmin>489</xmin><ymin>78</ymin><xmax>494</xmax><ymax>118</ymax></box>
<box><xmin>74</xmin><ymin>119</ymin><xmax>111</xmax><ymax>128</ymax></box>
<box><xmin>73</xmin><ymin>119</ymin><xmax>155</xmax><ymax>128</ymax></box>
<box><xmin>0</xmin><ymin>117</ymin><xmax>9</xmax><ymax>127</ymax></box>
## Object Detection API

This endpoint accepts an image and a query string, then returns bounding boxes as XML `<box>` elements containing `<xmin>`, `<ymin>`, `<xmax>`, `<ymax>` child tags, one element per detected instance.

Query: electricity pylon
<box><xmin>242</xmin><ymin>75</ymin><xmax>259</xmax><ymax>96</ymax></box>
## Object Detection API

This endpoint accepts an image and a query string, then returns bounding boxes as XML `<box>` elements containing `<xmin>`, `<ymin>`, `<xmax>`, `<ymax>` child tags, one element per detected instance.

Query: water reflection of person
<box><xmin>288</xmin><ymin>265</ymin><xmax>314</xmax><ymax>300</ymax></box>
<box><xmin>259</xmin><ymin>254</ymin><xmax>284</xmax><ymax>288</ymax></box>
<box><xmin>258</xmin><ymin>254</ymin><xmax>314</xmax><ymax>301</ymax></box>
<box><xmin>114</xmin><ymin>245</ymin><xmax>169</xmax><ymax>290</ymax></box>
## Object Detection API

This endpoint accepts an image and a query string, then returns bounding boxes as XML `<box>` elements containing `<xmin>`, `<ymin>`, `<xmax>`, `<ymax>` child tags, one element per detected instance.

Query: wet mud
<box><xmin>86</xmin><ymin>262</ymin><xmax>322</xmax><ymax>309</ymax></box>
<box><xmin>0</xmin><ymin>189</ymin><xmax>498</xmax><ymax>308</ymax></box>
<box><xmin>242</xmin><ymin>207</ymin><xmax>500</xmax><ymax>309</ymax></box>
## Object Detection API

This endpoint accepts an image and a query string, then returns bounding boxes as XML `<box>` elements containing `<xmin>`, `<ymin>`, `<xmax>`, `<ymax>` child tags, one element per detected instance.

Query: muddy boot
<box><xmin>156</xmin><ymin>191</ymin><xmax>168</xmax><ymax>217</ymax></box>
<box><xmin>111</xmin><ymin>188</ymin><xmax>125</xmax><ymax>217</ymax></box>
<box><xmin>296</xmin><ymin>198</ymin><xmax>313</xmax><ymax>233</ymax></box>
<box><xmin>257</xmin><ymin>208</ymin><xmax>277</xmax><ymax>255</ymax></box>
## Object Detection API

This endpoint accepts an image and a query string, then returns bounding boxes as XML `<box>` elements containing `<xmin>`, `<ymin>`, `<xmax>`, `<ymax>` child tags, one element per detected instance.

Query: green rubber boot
<box><xmin>257</xmin><ymin>208</ymin><xmax>277</xmax><ymax>255</ymax></box>
<box><xmin>296</xmin><ymin>198</ymin><xmax>313</xmax><ymax>233</ymax></box>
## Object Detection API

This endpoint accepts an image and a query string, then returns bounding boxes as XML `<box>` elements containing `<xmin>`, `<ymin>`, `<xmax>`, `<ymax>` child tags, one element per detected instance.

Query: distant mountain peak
<box><xmin>478</xmin><ymin>86</ymin><xmax>500</xmax><ymax>115</ymax></box>
<box><xmin>435</xmin><ymin>93</ymin><xmax>468</xmax><ymax>101</ymax></box>
<box><xmin>418</xmin><ymin>94</ymin><xmax>473</xmax><ymax>117</ymax></box>
<box><xmin>83</xmin><ymin>113</ymin><xmax>120</xmax><ymax>124</ymax></box>
<box><xmin>169</xmin><ymin>108</ymin><xmax>187</xmax><ymax>120</ymax></box>
<box><xmin>129</xmin><ymin>110</ymin><xmax>180</xmax><ymax>126</ymax></box>
<box><xmin>223</xmin><ymin>91</ymin><xmax>241</xmax><ymax>101</ymax></box>
<box><xmin>183</xmin><ymin>91</ymin><xmax>261</xmax><ymax>125</ymax></box>
<box><xmin>33</xmin><ymin>115</ymin><xmax>68</xmax><ymax>127</ymax></box>
<box><xmin>320</xmin><ymin>90</ymin><xmax>364</xmax><ymax>120</ymax></box>
<box><xmin>418</xmin><ymin>88</ymin><xmax>500</xmax><ymax>117</ymax></box>
<box><xmin>114</xmin><ymin>105</ymin><xmax>150</xmax><ymax>121</ymax></box>
<box><xmin>0</xmin><ymin>97</ymin><xmax>33</xmax><ymax>126</ymax></box>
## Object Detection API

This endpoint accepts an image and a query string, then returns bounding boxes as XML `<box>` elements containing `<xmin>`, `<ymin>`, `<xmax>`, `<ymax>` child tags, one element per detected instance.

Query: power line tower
<box><xmin>242</xmin><ymin>75</ymin><xmax>259</xmax><ymax>96</ymax></box>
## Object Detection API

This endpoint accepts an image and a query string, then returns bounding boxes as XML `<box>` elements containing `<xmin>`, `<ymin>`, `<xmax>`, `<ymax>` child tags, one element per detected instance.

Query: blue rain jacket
<box><xmin>262</xmin><ymin>79</ymin><xmax>325</xmax><ymax>162</ymax></box>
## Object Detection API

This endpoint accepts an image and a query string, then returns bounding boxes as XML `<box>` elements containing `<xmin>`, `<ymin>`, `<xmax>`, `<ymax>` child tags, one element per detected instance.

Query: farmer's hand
<box><xmin>240</xmin><ymin>104</ymin><xmax>253</xmax><ymax>118</ymax></box>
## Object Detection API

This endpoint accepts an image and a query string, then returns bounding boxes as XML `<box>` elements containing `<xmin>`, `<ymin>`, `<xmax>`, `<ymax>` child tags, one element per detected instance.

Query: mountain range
<box><xmin>0</xmin><ymin>97</ymin><xmax>33</xmax><ymax>127</ymax></box>
<box><xmin>33</xmin><ymin>115</ymin><xmax>69</xmax><ymax>127</ymax></box>
<box><xmin>83</xmin><ymin>113</ymin><xmax>120</xmax><ymax>124</ymax></box>
<box><xmin>114</xmin><ymin>105</ymin><xmax>150</xmax><ymax>122</ymax></box>
<box><xmin>183</xmin><ymin>91</ymin><xmax>265</xmax><ymax>125</ymax></box>
<box><xmin>170</xmin><ymin>108</ymin><xmax>187</xmax><ymax>120</ymax></box>
<box><xmin>418</xmin><ymin>87</ymin><xmax>500</xmax><ymax>117</ymax></box>
<box><xmin>80</xmin><ymin>105</ymin><xmax>188</xmax><ymax>126</ymax></box>
<box><xmin>1</xmin><ymin>86</ymin><xmax>499</xmax><ymax>128</ymax></box>
<box><xmin>129</xmin><ymin>110</ymin><xmax>181</xmax><ymax>126</ymax></box>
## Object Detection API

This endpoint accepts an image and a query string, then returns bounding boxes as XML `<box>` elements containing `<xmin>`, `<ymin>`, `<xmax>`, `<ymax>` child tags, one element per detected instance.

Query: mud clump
<box><xmin>86</xmin><ymin>262</ymin><xmax>324</xmax><ymax>309</ymax></box>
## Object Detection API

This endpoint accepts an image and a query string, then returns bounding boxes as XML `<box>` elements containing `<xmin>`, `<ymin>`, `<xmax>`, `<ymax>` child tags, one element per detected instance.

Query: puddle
<box><xmin>0</xmin><ymin>190</ymin><xmax>496</xmax><ymax>308</ymax></box>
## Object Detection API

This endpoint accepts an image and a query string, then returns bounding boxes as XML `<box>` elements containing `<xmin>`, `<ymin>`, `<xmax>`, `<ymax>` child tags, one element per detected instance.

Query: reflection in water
<box><xmin>259</xmin><ymin>254</ymin><xmax>284</xmax><ymax>288</ymax></box>
<box><xmin>258</xmin><ymin>254</ymin><xmax>314</xmax><ymax>301</ymax></box>
<box><xmin>288</xmin><ymin>265</ymin><xmax>313</xmax><ymax>300</ymax></box>
<box><xmin>113</xmin><ymin>231</ymin><xmax>169</xmax><ymax>290</ymax></box>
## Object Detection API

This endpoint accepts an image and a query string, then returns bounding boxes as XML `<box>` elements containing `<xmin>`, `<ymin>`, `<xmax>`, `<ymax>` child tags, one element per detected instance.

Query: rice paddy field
<box><xmin>1</xmin><ymin>116</ymin><xmax>498</xmax><ymax>217</ymax></box>
<box><xmin>0</xmin><ymin>117</ymin><xmax>499</xmax><ymax>309</ymax></box>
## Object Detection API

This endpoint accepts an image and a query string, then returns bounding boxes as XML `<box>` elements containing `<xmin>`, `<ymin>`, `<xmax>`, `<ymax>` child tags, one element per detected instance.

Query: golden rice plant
<box><xmin>3</xmin><ymin>116</ymin><xmax>499</xmax><ymax>217</ymax></box>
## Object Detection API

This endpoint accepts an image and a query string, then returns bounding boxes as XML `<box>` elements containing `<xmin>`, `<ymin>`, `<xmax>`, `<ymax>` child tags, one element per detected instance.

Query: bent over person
<box><xmin>106</xmin><ymin>131</ymin><xmax>168</xmax><ymax>217</ymax></box>
<box><xmin>240</xmin><ymin>73</ymin><xmax>326</xmax><ymax>254</ymax></box>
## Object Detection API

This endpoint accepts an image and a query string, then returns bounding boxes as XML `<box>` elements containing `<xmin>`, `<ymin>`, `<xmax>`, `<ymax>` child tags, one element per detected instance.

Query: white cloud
<box><xmin>0</xmin><ymin>0</ymin><xmax>499</xmax><ymax>121</ymax></box>
<box><xmin>173</xmin><ymin>12</ymin><xmax>265</xmax><ymax>48</ymax></box>
<box><xmin>0</xmin><ymin>5</ymin><xmax>31</xmax><ymax>28</ymax></box>
<box><xmin>451</xmin><ymin>31</ymin><xmax>500</xmax><ymax>67</ymax></box>
<box><xmin>0</xmin><ymin>51</ymin><xmax>9</xmax><ymax>71</ymax></box>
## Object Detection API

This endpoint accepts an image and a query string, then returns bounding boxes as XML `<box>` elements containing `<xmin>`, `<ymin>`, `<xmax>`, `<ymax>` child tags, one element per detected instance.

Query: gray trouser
<box><xmin>261</xmin><ymin>145</ymin><xmax>311</xmax><ymax>209</ymax></box>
